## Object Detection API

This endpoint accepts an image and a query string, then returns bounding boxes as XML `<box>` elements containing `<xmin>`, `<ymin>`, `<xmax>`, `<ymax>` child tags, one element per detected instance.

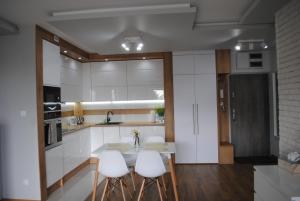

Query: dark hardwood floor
<box><xmin>86</xmin><ymin>164</ymin><xmax>253</xmax><ymax>201</ymax></box>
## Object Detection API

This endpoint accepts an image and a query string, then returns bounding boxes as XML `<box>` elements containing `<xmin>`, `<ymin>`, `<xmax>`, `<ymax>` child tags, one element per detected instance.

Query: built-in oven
<box><xmin>44</xmin><ymin>86</ymin><xmax>62</xmax><ymax>150</ymax></box>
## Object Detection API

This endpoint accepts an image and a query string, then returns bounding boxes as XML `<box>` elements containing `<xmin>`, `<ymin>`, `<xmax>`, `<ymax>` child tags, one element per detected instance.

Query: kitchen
<box><xmin>1</xmin><ymin>1</ymin><xmax>300</xmax><ymax>201</ymax></box>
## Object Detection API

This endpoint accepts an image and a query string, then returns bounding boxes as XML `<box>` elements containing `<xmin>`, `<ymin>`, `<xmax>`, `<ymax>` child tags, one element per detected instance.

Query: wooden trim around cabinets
<box><xmin>60</xmin><ymin>39</ymin><xmax>89</xmax><ymax>62</ymax></box>
<box><xmin>46</xmin><ymin>179</ymin><xmax>63</xmax><ymax>196</ymax></box>
<box><xmin>88</xmin><ymin>52</ymin><xmax>165</xmax><ymax>62</ymax></box>
<box><xmin>216</xmin><ymin>49</ymin><xmax>231</xmax><ymax>74</ymax></box>
<box><xmin>219</xmin><ymin>143</ymin><xmax>234</xmax><ymax>164</ymax></box>
<box><xmin>163</xmin><ymin>52</ymin><xmax>175</xmax><ymax>142</ymax></box>
<box><xmin>35</xmin><ymin>25</ymin><xmax>48</xmax><ymax>201</ymax></box>
<box><xmin>62</xmin><ymin>110</ymin><xmax>74</xmax><ymax>117</ymax></box>
<box><xmin>217</xmin><ymin>74</ymin><xmax>230</xmax><ymax>143</ymax></box>
<box><xmin>83</xmin><ymin>108</ymin><xmax>154</xmax><ymax>115</ymax></box>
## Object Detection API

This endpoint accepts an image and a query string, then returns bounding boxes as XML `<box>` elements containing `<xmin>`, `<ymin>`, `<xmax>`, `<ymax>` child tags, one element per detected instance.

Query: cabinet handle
<box><xmin>193</xmin><ymin>104</ymin><xmax>195</xmax><ymax>134</ymax></box>
<box><xmin>196</xmin><ymin>104</ymin><xmax>199</xmax><ymax>135</ymax></box>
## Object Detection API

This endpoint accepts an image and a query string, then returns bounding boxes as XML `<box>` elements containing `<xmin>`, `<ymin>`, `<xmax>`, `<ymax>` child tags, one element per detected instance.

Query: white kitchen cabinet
<box><xmin>173</xmin><ymin>55</ymin><xmax>194</xmax><ymax>75</ymax></box>
<box><xmin>194</xmin><ymin>53</ymin><xmax>216</xmax><ymax>74</ymax></box>
<box><xmin>63</xmin><ymin>128</ymin><xmax>91</xmax><ymax>175</ymax></box>
<box><xmin>173</xmin><ymin>52</ymin><xmax>218</xmax><ymax>164</ymax></box>
<box><xmin>127</xmin><ymin>85</ymin><xmax>164</xmax><ymax>100</ymax></box>
<box><xmin>43</xmin><ymin>40</ymin><xmax>62</xmax><ymax>87</ymax></box>
<box><xmin>234</xmin><ymin>51</ymin><xmax>271</xmax><ymax>73</ymax></box>
<box><xmin>82</xmin><ymin>63</ymin><xmax>92</xmax><ymax>101</ymax></box>
<box><xmin>92</xmin><ymin>86</ymin><xmax>127</xmax><ymax>101</ymax></box>
<box><xmin>46</xmin><ymin>145</ymin><xmax>63</xmax><ymax>187</ymax></box>
<box><xmin>90</xmin><ymin>127</ymin><xmax>104</xmax><ymax>152</ymax></box>
<box><xmin>103</xmin><ymin>127</ymin><xmax>120</xmax><ymax>143</ymax></box>
<box><xmin>61</xmin><ymin>56</ymin><xmax>83</xmax><ymax>102</ymax></box>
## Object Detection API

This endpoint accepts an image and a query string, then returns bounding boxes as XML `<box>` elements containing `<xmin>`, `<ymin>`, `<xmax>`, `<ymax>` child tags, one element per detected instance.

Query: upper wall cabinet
<box><xmin>43</xmin><ymin>40</ymin><xmax>62</xmax><ymax>87</ymax></box>
<box><xmin>61</xmin><ymin>56</ymin><xmax>83</xmax><ymax>102</ymax></box>
<box><xmin>173</xmin><ymin>51</ymin><xmax>216</xmax><ymax>75</ymax></box>
<box><xmin>127</xmin><ymin>60</ymin><xmax>164</xmax><ymax>100</ymax></box>
<box><xmin>90</xmin><ymin>60</ymin><xmax>164</xmax><ymax>102</ymax></box>
<box><xmin>233</xmin><ymin>51</ymin><xmax>272</xmax><ymax>73</ymax></box>
<box><xmin>91</xmin><ymin>61</ymin><xmax>127</xmax><ymax>101</ymax></box>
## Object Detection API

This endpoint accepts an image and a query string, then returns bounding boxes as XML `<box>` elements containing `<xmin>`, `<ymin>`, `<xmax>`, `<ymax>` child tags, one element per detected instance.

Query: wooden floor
<box><xmin>86</xmin><ymin>164</ymin><xmax>253</xmax><ymax>201</ymax></box>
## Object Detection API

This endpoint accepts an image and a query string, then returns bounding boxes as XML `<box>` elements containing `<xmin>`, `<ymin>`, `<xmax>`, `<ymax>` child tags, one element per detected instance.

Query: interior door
<box><xmin>230</xmin><ymin>74</ymin><xmax>270</xmax><ymax>157</ymax></box>
<box><xmin>174</xmin><ymin>75</ymin><xmax>197</xmax><ymax>163</ymax></box>
<box><xmin>195</xmin><ymin>75</ymin><xmax>219</xmax><ymax>163</ymax></box>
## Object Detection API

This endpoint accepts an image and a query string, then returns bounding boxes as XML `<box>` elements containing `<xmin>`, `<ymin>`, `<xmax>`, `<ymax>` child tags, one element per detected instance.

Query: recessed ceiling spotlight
<box><xmin>235</xmin><ymin>43</ymin><xmax>241</xmax><ymax>51</ymax></box>
<box><xmin>63</xmin><ymin>50</ymin><xmax>68</xmax><ymax>53</ymax></box>
<box><xmin>78</xmin><ymin>57</ymin><xmax>82</xmax><ymax>60</ymax></box>
<box><xmin>262</xmin><ymin>42</ymin><xmax>268</xmax><ymax>49</ymax></box>
<box><xmin>136</xmin><ymin>43</ymin><xmax>144</xmax><ymax>51</ymax></box>
<box><xmin>121</xmin><ymin>43</ymin><xmax>130</xmax><ymax>51</ymax></box>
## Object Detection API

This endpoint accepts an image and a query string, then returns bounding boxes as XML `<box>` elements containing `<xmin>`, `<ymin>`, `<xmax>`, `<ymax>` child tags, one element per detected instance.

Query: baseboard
<box><xmin>47</xmin><ymin>157</ymin><xmax>98</xmax><ymax>197</ymax></box>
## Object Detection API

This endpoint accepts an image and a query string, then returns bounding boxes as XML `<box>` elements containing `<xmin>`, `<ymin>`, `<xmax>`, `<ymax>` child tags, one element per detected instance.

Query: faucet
<box><xmin>106</xmin><ymin>111</ymin><xmax>113</xmax><ymax>123</ymax></box>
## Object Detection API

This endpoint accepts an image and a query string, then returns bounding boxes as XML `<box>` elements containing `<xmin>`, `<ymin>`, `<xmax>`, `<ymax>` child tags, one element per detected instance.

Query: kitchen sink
<box><xmin>96</xmin><ymin>122</ymin><xmax>123</xmax><ymax>125</ymax></box>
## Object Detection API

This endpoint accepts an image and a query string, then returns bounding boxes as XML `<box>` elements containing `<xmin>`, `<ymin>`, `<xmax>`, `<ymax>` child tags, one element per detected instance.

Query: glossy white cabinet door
<box><xmin>119</xmin><ymin>126</ymin><xmax>165</xmax><ymax>143</ymax></box>
<box><xmin>61</xmin><ymin>84</ymin><xmax>83</xmax><ymax>102</ymax></box>
<box><xmin>79</xmin><ymin>128</ymin><xmax>91</xmax><ymax>163</ymax></box>
<box><xmin>63</xmin><ymin>132</ymin><xmax>81</xmax><ymax>175</ymax></box>
<box><xmin>194</xmin><ymin>75</ymin><xmax>218</xmax><ymax>163</ymax></box>
<box><xmin>173</xmin><ymin>75</ymin><xmax>197</xmax><ymax>163</ymax></box>
<box><xmin>126</xmin><ymin>60</ymin><xmax>164</xmax><ymax>86</ymax></box>
<box><xmin>43</xmin><ymin>40</ymin><xmax>62</xmax><ymax>87</ymax></box>
<box><xmin>46</xmin><ymin>145</ymin><xmax>64</xmax><ymax>187</ymax></box>
<box><xmin>103</xmin><ymin>127</ymin><xmax>120</xmax><ymax>143</ymax></box>
<box><xmin>92</xmin><ymin>86</ymin><xmax>127</xmax><ymax>101</ymax></box>
<box><xmin>82</xmin><ymin>63</ymin><xmax>92</xmax><ymax>101</ymax></box>
<box><xmin>90</xmin><ymin>127</ymin><xmax>104</xmax><ymax>152</ymax></box>
<box><xmin>173</xmin><ymin>55</ymin><xmax>194</xmax><ymax>75</ymax></box>
<box><xmin>127</xmin><ymin>85</ymin><xmax>164</xmax><ymax>100</ymax></box>
<box><xmin>194</xmin><ymin>53</ymin><xmax>216</xmax><ymax>74</ymax></box>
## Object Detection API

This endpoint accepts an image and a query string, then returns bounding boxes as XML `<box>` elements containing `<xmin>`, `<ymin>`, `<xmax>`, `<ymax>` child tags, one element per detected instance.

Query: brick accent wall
<box><xmin>275</xmin><ymin>0</ymin><xmax>300</xmax><ymax>156</ymax></box>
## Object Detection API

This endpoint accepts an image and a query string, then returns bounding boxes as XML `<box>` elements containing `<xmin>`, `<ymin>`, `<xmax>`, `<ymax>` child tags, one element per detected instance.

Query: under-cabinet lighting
<box><xmin>81</xmin><ymin>100</ymin><xmax>164</xmax><ymax>105</ymax></box>
<box><xmin>63</xmin><ymin>50</ymin><xmax>68</xmax><ymax>53</ymax></box>
<box><xmin>64</xmin><ymin>102</ymin><xmax>76</xmax><ymax>106</ymax></box>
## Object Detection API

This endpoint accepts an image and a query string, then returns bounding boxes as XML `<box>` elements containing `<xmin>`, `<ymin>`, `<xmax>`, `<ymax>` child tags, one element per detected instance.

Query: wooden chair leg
<box><xmin>130</xmin><ymin>171</ymin><xmax>136</xmax><ymax>191</ymax></box>
<box><xmin>101</xmin><ymin>178</ymin><xmax>109</xmax><ymax>201</ymax></box>
<box><xmin>156</xmin><ymin>178</ymin><xmax>164</xmax><ymax>201</ymax></box>
<box><xmin>120</xmin><ymin>179</ymin><xmax>127</xmax><ymax>201</ymax></box>
<box><xmin>123</xmin><ymin>178</ymin><xmax>133</xmax><ymax>199</ymax></box>
<box><xmin>92</xmin><ymin>171</ymin><xmax>99</xmax><ymax>201</ymax></box>
<box><xmin>137</xmin><ymin>178</ymin><xmax>145</xmax><ymax>201</ymax></box>
<box><xmin>161</xmin><ymin>175</ymin><xmax>167</xmax><ymax>192</ymax></box>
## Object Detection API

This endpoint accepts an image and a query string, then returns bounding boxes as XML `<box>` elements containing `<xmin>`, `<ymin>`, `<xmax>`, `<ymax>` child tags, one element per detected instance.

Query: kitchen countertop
<box><xmin>62</xmin><ymin>122</ymin><xmax>165</xmax><ymax>135</ymax></box>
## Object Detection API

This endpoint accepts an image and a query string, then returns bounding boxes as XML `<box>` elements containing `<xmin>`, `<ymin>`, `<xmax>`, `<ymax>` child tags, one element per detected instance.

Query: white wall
<box><xmin>0</xmin><ymin>26</ymin><xmax>41</xmax><ymax>200</ymax></box>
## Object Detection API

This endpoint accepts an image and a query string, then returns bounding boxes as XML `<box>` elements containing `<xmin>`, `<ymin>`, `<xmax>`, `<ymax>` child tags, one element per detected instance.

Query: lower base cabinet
<box><xmin>45</xmin><ymin>145</ymin><xmax>63</xmax><ymax>187</ymax></box>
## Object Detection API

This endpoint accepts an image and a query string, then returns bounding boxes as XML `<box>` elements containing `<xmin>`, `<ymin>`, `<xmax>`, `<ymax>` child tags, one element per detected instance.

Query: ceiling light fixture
<box><xmin>121</xmin><ymin>36</ymin><xmax>144</xmax><ymax>52</ymax></box>
<box><xmin>235</xmin><ymin>39</ymin><xmax>269</xmax><ymax>51</ymax></box>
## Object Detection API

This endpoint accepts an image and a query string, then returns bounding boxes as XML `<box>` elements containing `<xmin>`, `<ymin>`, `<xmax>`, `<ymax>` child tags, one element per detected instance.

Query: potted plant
<box><xmin>155</xmin><ymin>106</ymin><xmax>165</xmax><ymax>123</ymax></box>
<box><xmin>131</xmin><ymin>129</ymin><xmax>140</xmax><ymax>147</ymax></box>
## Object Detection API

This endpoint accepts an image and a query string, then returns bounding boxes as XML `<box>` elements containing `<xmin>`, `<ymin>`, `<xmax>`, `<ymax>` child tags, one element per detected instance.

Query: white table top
<box><xmin>92</xmin><ymin>142</ymin><xmax>176</xmax><ymax>159</ymax></box>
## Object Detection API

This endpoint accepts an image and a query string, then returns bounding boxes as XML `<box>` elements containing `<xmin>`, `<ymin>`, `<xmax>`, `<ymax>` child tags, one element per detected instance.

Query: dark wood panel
<box><xmin>88</xmin><ymin>52</ymin><xmax>165</xmax><ymax>62</ymax></box>
<box><xmin>230</xmin><ymin>74</ymin><xmax>270</xmax><ymax>157</ymax></box>
<box><xmin>85</xmin><ymin>164</ymin><xmax>253</xmax><ymax>201</ymax></box>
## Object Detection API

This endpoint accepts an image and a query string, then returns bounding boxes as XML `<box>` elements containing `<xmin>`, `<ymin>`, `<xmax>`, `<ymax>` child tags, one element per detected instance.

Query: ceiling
<box><xmin>0</xmin><ymin>0</ymin><xmax>291</xmax><ymax>54</ymax></box>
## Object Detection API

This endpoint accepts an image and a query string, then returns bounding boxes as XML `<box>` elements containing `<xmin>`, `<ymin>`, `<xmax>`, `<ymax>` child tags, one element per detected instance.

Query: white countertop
<box><xmin>254</xmin><ymin>165</ymin><xmax>300</xmax><ymax>198</ymax></box>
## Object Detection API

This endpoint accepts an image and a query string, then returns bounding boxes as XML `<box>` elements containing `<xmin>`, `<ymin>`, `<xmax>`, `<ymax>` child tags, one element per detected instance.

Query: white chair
<box><xmin>97</xmin><ymin>150</ymin><xmax>133</xmax><ymax>201</ymax></box>
<box><xmin>135</xmin><ymin>150</ymin><xmax>167</xmax><ymax>201</ymax></box>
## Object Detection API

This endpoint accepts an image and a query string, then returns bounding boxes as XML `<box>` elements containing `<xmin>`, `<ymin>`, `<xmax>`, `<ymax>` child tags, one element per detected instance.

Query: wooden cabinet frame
<box><xmin>36</xmin><ymin>25</ymin><xmax>174</xmax><ymax>200</ymax></box>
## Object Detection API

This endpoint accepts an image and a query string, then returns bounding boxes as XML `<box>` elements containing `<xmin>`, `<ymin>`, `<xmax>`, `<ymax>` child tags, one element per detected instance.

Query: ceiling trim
<box><xmin>239</xmin><ymin>0</ymin><xmax>262</xmax><ymax>23</ymax></box>
<box><xmin>49</xmin><ymin>3</ymin><xmax>196</xmax><ymax>21</ymax></box>
<box><xmin>194</xmin><ymin>22</ymin><xmax>274</xmax><ymax>30</ymax></box>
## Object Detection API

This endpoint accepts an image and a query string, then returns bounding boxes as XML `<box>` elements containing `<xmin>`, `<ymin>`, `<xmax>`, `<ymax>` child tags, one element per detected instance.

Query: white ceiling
<box><xmin>0</xmin><ymin>0</ymin><xmax>291</xmax><ymax>54</ymax></box>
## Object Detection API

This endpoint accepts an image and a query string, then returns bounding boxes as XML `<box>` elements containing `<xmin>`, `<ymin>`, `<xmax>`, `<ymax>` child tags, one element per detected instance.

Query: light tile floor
<box><xmin>47</xmin><ymin>165</ymin><xmax>103</xmax><ymax>201</ymax></box>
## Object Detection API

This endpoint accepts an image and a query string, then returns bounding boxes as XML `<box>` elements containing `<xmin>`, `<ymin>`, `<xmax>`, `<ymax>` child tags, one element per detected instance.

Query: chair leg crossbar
<box><xmin>101</xmin><ymin>177</ymin><xmax>133</xmax><ymax>201</ymax></box>
<box><xmin>137</xmin><ymin>176</ymin><xmax>167</xmax><ymax>201</ymax></box>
